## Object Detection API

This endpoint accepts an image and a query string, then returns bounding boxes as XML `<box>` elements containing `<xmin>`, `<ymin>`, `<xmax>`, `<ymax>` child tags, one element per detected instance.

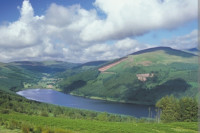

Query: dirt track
<box><xmin>98</xmin><ymin>58</ymin><xmax>127</xmax><ymax>72</ymax></box>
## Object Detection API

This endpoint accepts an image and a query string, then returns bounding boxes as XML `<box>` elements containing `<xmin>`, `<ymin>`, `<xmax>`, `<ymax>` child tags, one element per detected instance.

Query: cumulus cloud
<box><xmin>0</xmin><ymin>0</ymin><xmax>44</xmax><ymax>49</ymax></box>
<box><xmin>81</xmin><ymin>38</ymin><xmax>147</xmax><ymax>62</ymax></box>
<box><xmin>0</xmin><ymin>0</ymin><xmax>197</xmax><ymax>62</ymax></box>
<box><xmin>161</xmin><ymin>30</ymin><xmax>198</xmax><ymax>49</ymax></box>
<box><xmin>80</xmin><ymin>0</ymin><xmax>197</xmax><ymax>42</ymax></box>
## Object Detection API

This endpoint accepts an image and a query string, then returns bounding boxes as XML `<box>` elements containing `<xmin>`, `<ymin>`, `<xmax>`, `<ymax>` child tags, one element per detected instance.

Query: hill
<box><xmin>74</xmin><ymin>60</ymin><xmax>108</xmax><ymax>68</ymax></box>
<box><xmin>186</xmin><ymin>48</ymin><xmax>198</xmax><ymax>52</ymax></box>
<box><xmin>184</xmin><ymin>47</ymin><xmax>199</xmax><ymax>55</ymax></box>
<box><xmin>10</xmin><ymin>61</ymin><xmax>78</xmax><ymax>74</ymax></box>
<box><xmin>130</xmin><ymin>47</ymin><xmax>196</xmax><ymax>57</ymax></box>
<box><xmin>0</xmin><ymin>61</ymin><xmax>79</xmax><ymax>92</ymax></box>
<box><xmin>0</xmin><ymin>62</ymin><xmax>42</xmax><ymax>92</ymax></box>
<box><xmin>59</xmin><ymin>47</ymin><xmax>198</xmax><ymax>105</ymax></box>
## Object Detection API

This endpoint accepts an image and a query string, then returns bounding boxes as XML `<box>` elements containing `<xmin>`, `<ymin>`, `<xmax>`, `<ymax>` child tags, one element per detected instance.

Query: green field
<box><xmin>0</xmin><ymin>113</ymin><xmax>198</xmax><ymax>133</ymax></box>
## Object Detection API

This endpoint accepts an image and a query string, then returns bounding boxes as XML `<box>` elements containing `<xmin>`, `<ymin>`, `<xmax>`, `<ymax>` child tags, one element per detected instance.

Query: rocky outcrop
<box><xmin>136</xmin><ymin>73</ymin><xmax>154</xmax><ymax>81</ymax></box>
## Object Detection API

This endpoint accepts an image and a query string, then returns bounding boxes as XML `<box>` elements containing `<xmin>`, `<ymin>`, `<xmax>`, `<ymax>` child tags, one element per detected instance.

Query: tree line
<box><xmin>156</xmin><ymin>95</ymin><xmax>198</xmax><ymax>122</ymax></box>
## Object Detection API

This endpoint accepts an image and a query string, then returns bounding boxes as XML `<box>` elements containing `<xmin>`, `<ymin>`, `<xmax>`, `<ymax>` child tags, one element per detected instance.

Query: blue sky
<box><xmin>136</xmin><ymin>20</ymin><xmax>198</xmax><ymax>45</ymax></box>
<box><xmin>0</xmin><ymin>0</ymin><xmax>95</xmax><ymax>22</ymax></box>
<box><xmin>0</xmin><ymin>0</ymin><xmax>198</xmax><ymax>62</ymax></box>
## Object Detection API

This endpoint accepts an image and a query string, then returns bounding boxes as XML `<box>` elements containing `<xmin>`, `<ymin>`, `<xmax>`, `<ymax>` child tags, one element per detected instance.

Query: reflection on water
<box><xmin>17</xmin><ymin>89</ymin><xmax>156</xmax><ymax>118</ymax></box>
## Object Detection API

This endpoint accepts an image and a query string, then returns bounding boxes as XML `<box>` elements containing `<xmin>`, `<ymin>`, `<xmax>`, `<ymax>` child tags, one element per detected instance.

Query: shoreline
<box><xmin>69</xmin><ymin>92</ymin><xmax>154</xmax><ymax>106</ymax></box>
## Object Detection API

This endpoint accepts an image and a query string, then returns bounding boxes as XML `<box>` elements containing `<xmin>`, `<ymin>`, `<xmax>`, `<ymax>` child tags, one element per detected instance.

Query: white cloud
<box><xmin>20</xmin><ymin>0</ymin><xmax>34</xmax><ymax>22</ymax></box>
<box><xmin>0</xmin><ymin>0</ymin><xmax>44</xmax><ymax>49</ymax></box>
<box><xmin>81</xmin><ymin>38</ymin><xmax>148</xmax><ymax>62</ymax></box>
<box><xmin>80</xmin><ymin>0</ymin><xmax>197</xmax><ymax>42</ymax></box>
<box><xmin>0</xmin><ymin>0</ymin><xmax>197</xmax><ymax>62</ymax></box>
<box><xmin>161</xmin><ymin>29</ymin><xmax>198</xmax><ymax>49</ymax></box>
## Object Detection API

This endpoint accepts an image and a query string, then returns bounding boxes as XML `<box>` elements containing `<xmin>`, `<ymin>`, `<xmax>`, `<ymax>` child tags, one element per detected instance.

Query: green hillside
<box><xmin>0</xmin><ymin>61</ymin><xmax>79</xmax><ymax>92</ymax></box>
<box><xmin>0</xmin><ymin>47</ymin><xmax>198</xmax><ymax>132</ymax></box>
<box><xmin>0</xmin><ymin>63</ymin><xmax>42</xmax><ymax>92</ymax></box>
<box><xmin>59</xmin><ymin>47</ymin><xmax>198</xmax><ymax>105</ymax></box>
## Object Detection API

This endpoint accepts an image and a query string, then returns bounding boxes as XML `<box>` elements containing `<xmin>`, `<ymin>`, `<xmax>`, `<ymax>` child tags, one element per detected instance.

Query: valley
<box><xmin>0</xmin><ymin>47</ymin><xmax>198</xmax><ymax>104</ymax></box>
<box><xmin>23</xmin><ymin>75</ymin><xmax>62</xmax><ymax>91</ymax></box>
<box><xmin>0</xmin><ymin>0</ymin><xmax>198</xmax><ymax>132</ymax></box>
<box><xmin>0</xmin><ymin>47</ymin><xmax>198</xmax><ymax>132</ymax></box>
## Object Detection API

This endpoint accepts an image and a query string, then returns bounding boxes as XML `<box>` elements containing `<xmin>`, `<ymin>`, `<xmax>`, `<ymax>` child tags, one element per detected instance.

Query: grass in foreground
<box><xmin>0</xmin><ymin>126</ymin><xmax>21</xmax><ymax>133</ymax></box>
<box><xmin>0</xmin><ymin>112</ymin><xmax>198</xmax><ymax>133</ymax></box>
<box><xmin>0</xmin><ymin>88</ymin><xmax>198</xmax><ymax>132</ymax></box>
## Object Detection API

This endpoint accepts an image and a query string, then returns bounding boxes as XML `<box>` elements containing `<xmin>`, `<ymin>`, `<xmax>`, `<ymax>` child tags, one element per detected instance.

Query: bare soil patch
<box><xmin>98</xmin><ymin>58</ymin><xmax>127</xmax><ymax>72</ymax></box>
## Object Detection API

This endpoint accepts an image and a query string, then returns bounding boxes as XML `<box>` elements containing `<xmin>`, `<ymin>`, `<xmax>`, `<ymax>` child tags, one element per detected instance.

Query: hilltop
<box><xmin>130</xmin><ymin>47</ymin><xmax>196</xmax><ymax>57</ymax></box>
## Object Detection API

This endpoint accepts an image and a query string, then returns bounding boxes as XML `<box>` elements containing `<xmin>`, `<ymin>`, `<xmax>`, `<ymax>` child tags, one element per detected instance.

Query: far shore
<box><xmin>70</xmin><ymin>92</ymin><xmax>154</xmax><ymax>105</ymax></box>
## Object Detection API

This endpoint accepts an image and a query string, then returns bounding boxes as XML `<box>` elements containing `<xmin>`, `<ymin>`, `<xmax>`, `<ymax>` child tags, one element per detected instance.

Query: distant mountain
<box><xmin>181</xmin><ymin>48</ymin><xmax>199</xmax><ymax>55</ymax></box>
<box><xmin>186</xmin><ymin>48</ymin><xmax>198</xmax><ymax>52</ymax></box>
<box><xmin>73</xmin><ymin>60</ymin><xmax>108</xmax><ymax>69</ymax></box>
<box><xmin>10</xmin><ymin>61</ymin><xmax>79</xmax><ymax>74</ymax></box>
<box><xmin>130</xmin><ymin>47</ymin><xmax>196</xmax><ymax>57</ymax></box>
<box><xmin>59</xmin><ymin>47</ymin><xmax>198</xmax><ymax>105</ymax></box>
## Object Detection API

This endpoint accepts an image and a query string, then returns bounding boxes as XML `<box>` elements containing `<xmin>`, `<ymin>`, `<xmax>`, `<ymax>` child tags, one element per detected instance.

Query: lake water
<box><xmin>17</xmin><ymin>89</ymin><xmax>156</xmax><ymax>118</ymax></box>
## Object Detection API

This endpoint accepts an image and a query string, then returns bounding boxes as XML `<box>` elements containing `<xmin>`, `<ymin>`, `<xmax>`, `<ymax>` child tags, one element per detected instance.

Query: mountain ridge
<box><xmin>130</xmin><ymin>47</ymin><xmax>196</xmax><ymax>57</ymax></box>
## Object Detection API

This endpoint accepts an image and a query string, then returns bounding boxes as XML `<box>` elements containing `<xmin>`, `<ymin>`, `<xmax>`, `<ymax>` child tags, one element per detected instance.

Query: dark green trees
<box><xmin>156</xmin><ymin>95</ymin><xmax>198</xmax><ymax>122</ymax></box>
<box><xmin>156</xmin><ymin>96</ymin><xmax>179</xmax><ymax>122</ymax></box>
<box><xmin>178</xmin><ymin>97</ymin><xmax>198</xmax><ymax>122</ymax></box>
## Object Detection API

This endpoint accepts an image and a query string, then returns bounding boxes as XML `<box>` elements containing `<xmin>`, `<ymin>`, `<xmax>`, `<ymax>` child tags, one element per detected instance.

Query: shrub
<box><xmin>41</xmin><ymin>111</ymin><xmax>49</xmax><ymax>117</ymax></box>
<box><xmin>156</xmin><ymin>95</ymin><xmax>198</xmax><ymax>122</ymax></box>
<box><xmin>1</xmin><ymin>109</ymin><xmax>10</xmax><ymax>114</ymax></box>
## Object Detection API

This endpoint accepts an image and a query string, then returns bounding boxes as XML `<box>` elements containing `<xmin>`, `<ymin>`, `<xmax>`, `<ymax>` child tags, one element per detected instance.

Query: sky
<box><xmin>0</xmin><ymin>0</ymin><xmax>198</xmax><ymax>63</ymax></box>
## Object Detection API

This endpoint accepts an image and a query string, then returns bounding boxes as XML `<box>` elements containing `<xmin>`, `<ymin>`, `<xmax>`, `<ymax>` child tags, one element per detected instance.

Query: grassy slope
<box><xmin>0</xmin><ymin>126</ymin><xmax>21</xmax><ymax>133</ymax></box>
<box><xmin>0</xmin><ymin>113</ymin><xmax>198</xmax><ymax>133</ymax></box>
<box><xmin>0</xmin><ymin>61</ymin><xmax>79</xmax><ymax>92</ymax></box>
<box><xmin>0</xmin><ymin>63</ymin><xmax>42</xmax><ymax>92</ymax></box>
<box><xmin>59</xmin><ymin>49</ymin><xmax>198</xmax><ymax>105</ymax></box>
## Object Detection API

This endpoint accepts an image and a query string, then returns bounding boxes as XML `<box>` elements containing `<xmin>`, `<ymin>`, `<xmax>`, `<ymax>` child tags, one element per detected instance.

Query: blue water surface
<box><xmin>17</xmin><ymin>89</ymin><xmax>156</xmax><ymax>118</ymax></box>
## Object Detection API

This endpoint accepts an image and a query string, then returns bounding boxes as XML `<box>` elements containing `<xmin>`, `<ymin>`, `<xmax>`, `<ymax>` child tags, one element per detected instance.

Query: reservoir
<box><xmin>17</xmin><ymin>89</ymin><xmax>156</xmax><ymax>118</ymax></box>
